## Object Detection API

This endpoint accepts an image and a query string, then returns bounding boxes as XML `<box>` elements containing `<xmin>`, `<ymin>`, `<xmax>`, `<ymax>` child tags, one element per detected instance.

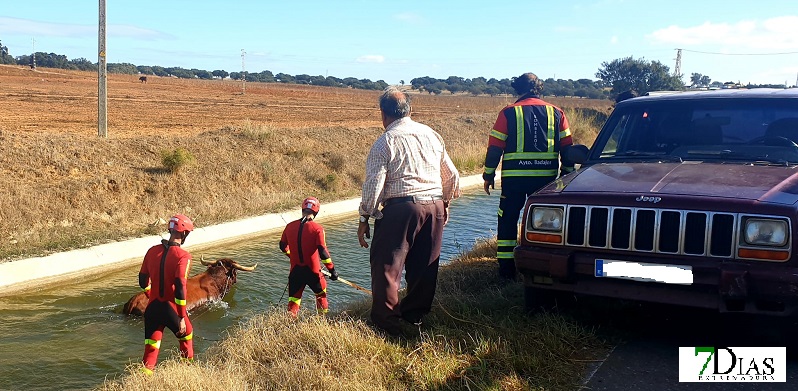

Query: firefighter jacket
<box><xmin>483</xmin><ymin>94</ymin><xmax>574</xmax><ymax>184</ymax></box>
<box><xmin>138</xmin><ymin>240</ymin><xmax>192</xmax><ymax>318</ymax></box>
<box><xmin>279</xmin><ymin>218</ymin><xmax>335</xmax><ymax>273</ymax></box>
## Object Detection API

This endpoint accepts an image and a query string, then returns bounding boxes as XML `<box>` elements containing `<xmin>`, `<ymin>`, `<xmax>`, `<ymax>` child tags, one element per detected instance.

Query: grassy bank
<box><xmin>0</xmin><ymin>66</ymin><xmax>610</xmax><ymax>261</ymax></box>
<box><xmin>0</xmin><ymin>117</ymin><xmax>491</xmax><ymax>261</ymax></box>
<box><xmin>100</xmin><ymin>239</ymin><xmax>607</xmax><ymax>391</ymax></box>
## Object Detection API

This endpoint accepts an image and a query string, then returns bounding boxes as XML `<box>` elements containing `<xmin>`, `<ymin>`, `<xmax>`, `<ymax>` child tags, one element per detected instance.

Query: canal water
<box><xmin>0</xmin><ymin>189</ymin><xmax>499</xmax><ymax>390</ymax></box>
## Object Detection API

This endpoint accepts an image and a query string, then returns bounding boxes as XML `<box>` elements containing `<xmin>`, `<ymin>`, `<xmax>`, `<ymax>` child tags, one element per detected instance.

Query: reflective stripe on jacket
<box><xmin>484</xmin><ymin>95</ymin><xmax>573</xmax><ymax>178</ymax></box>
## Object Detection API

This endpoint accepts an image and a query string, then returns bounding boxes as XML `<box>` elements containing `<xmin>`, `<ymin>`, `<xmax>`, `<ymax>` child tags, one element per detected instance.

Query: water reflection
<box><xmin>0</xmin><ymin>189</ymin><xmax>498</xmax><ymax>390</ymax></box>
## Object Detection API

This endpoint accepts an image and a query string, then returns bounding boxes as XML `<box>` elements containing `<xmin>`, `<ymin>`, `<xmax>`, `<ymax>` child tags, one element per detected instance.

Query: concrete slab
<box><xmin>0</xmin><ymin>173</ymin><xmax>488</xmax><ymax>295</ymax></box>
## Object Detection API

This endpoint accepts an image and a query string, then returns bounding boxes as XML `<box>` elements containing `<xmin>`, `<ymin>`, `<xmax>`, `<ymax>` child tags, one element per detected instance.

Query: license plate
<box><xmin>595</xmin><ymin>259</ymin><xmax>693</xmax><ymax>285</ymax></box>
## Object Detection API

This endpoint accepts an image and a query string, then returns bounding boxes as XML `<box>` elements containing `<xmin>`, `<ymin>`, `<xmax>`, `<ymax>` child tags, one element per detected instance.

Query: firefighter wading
<box><xmin>137</xmin><ymin>214</ymin><xmax>196</xmax><ymax>374</ymax></box>
<box><xmin>483</xmin><ymin>73</ymin><xmax>574</xmax><ymax>279</ymax></box>
<box><xmin>279</xmin><ymin>197</ymin><xmax>338</xmax><ymax>316</ymax></box>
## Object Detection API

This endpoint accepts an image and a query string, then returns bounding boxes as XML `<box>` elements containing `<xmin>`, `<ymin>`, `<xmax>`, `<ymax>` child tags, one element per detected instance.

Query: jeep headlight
<box><xmin>744</xmin><ymin>219</ymin><xmax>787</xmax><ymax>247</ymax></box>
<box><xmin>531</xmin><ymin>207</ymin><xmax>563</xmax><ymax>232</ymax></box>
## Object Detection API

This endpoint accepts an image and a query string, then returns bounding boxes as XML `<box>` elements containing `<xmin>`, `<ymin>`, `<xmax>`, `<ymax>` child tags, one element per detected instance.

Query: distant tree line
<box><xmin>409</xmin><ymin>76</ymin><xmax>611</xmax><ymax>98</ymax></box>
<box><xmin>1</xmin><ymin>40</ymin><xmax>791</xmax><ymax>97</ymax></box>
<box><xmin>2</xmin><ymin>45</ymin><xmax>389</xmax><ymax>91</ymax></box>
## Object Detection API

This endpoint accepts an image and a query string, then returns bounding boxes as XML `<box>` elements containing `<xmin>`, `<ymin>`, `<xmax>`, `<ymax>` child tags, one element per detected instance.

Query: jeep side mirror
<box><xmin>563</xmin><ymin>144</ymin><xmax>590</xmax><ymax>164</ymax></box>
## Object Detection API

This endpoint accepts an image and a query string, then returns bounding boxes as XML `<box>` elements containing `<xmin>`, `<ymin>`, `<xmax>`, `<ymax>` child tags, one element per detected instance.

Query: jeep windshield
<box><xmin>592</xmin><ymin>95</ymin><xmax>798</xmax><ymax>165</ymax></box>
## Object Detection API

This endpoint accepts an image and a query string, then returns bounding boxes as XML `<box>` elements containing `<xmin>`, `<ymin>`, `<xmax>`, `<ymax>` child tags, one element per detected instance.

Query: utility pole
<box><xmin>98</xmin><ymin>0</ymin><xmax>108</xmax><ymax>138</ymax></box>
<box><xmin>241</xmin><ymin>49</ymin><xmax>246</xmax><ymax>95</ymax></box>
<box><xmin>31</xmin><ymin>37</ymin><xmax>36</xmax><ymax>69</ymax></box>
<box><xmin>673</xmin><ymin>48</ymin><xmax>682</xmax><ymax>78</ymax></box>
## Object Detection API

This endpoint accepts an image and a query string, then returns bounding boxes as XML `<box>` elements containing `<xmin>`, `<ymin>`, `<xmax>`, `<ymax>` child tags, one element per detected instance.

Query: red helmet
<box><xmin>302</xmin><ymin>197</ymin><xmax>320</xmax><ymax>214</ymax></box>
<box><xmin>169</xmin><ymin>214</ymin><xmax>194</xmax><ymax>233</ymax></box>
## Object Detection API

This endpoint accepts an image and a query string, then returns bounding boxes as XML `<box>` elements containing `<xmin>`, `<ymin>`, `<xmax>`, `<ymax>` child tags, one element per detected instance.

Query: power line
<box><xmin>679</xmin><ymin>48</ymin><xmax>798</xmax><ymax>56</ymax></box>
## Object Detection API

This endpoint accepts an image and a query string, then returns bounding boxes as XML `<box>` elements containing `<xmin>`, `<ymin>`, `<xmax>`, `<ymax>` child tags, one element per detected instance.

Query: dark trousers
<box><xmin>287</xmin><ymin>265</ymin><xmax>328</xmax><ymax>315</ymax></box>
<box><xmin>143</xmin><ymin>300</ymin><xmax>193</xmax><ymax>369</ymax></box>
<box><xmin>496</xmin><ymin>177</ymin><xmax>554</xmax><ymax>278</ymax></box>
<box><xmin>370</xmin><ymin>198</ymin><xmax>445</xmax><ymax>335</ymax></box>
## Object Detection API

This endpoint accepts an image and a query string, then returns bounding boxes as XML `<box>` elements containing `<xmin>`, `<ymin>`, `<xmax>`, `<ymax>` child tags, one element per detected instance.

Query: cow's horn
<box><xmin>199</xmin><ymin>254</ymin><xmax>215</xmax><ymax>266</ymax></box>
<box><xmin>232</xmin><ymin>262</ymin><xmax>257</xmax><ymax>272</ymax></box>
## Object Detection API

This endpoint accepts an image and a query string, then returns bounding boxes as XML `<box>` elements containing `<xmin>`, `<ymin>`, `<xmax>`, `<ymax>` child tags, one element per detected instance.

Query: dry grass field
<box><xmin>0</xmin><ymin>64</ymin><xmax>610</xmax><ymax>261</ymax></box>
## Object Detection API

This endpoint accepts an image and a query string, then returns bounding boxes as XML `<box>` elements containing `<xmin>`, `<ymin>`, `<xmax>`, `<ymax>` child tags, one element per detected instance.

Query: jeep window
<box><xmin>593</xmin><ymin>99</ymin><xmax>798</xmax><ymax>164</ymax></box>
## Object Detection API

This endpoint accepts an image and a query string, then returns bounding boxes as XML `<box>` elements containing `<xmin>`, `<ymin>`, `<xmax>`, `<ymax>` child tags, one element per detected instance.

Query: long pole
<box><xmin>98</xmin><ymin>0</ymin><xmax>108</xmax><ymax>138</ymax></box>
<box><xmin>320</xmin><ymin>269</ymin><xmax>372</xmax><ymax>295</ymax></box>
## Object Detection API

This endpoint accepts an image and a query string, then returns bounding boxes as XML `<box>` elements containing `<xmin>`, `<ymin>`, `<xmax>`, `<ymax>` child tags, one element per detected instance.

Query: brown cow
<box><xmin>139</xmin><ymin>76</ymin><xmax>147</xmax><ymax>83</ymax></box>
<box><xmin>122</xmin><ymin>257</ymin><xmax>257</xmax><ymax>316</ymax></box>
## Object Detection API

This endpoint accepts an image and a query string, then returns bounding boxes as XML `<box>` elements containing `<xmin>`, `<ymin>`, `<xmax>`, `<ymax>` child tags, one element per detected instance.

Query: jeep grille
<box><xmin>564</xmin><ymin>206</ymin><xmax>736</xmax><ymax>257</ymax></box>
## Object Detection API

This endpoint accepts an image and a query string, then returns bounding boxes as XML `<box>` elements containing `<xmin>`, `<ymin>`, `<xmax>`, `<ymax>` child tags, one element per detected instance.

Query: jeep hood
<box><xmin>539</xmin><ymin>162</ymin><xmax>798</xmax><ymax>205</ymax></box>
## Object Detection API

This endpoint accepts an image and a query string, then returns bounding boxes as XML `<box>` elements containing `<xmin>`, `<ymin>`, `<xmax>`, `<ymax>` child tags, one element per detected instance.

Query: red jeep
<box><xmin>516</xmin><ymin>88</ymin><xmax>798</xmax><ymax>317</ymax></box>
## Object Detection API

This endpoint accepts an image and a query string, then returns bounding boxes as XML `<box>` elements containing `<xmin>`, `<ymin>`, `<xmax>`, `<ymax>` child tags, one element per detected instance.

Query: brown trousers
<box><xmin>370</xmin><ymin>199</ymin><xmax>445</xmax><ymax>335</ymax></box>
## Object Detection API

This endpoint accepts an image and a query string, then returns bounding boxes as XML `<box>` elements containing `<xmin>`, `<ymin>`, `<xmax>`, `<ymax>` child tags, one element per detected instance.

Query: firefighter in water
<box><xmin>279</xmin><ymin>197</ymin><xmax>339</xmax><ymax>316</ymax></box>
<box><xmin>137</xmin><ymin>214</ymin><xmax>195</xmax><ymax>374</ymax></box>
<box><xmin>483</xmin><ymin>72</ymin><xmax>575</xmax><ymax>279</ymax></box>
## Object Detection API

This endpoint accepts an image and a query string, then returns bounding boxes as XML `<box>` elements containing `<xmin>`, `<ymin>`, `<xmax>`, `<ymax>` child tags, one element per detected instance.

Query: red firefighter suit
<box><xmin>138</xmin><ymin>240</ymin><xmax>194</xmax><ymax>372</ymax></box>
<box><xmin>279</xmin><ymin>217</ymin><xmax>336</xmax><ymax>315</ymax></box>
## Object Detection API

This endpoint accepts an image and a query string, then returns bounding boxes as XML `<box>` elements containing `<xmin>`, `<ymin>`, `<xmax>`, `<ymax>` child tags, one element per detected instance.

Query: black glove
<box><xmin>329</xmin><ymin>268</ymin><xmax>339</xmax><ymax>281</ymax></box>
<box><xmin>482</xmin><ymin>172</ymin><xmax>495</xmax><ymax>186</ymax></box>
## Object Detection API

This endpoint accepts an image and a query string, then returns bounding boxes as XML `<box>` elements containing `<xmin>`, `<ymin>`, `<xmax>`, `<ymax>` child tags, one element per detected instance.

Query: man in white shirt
<box><xmin>357</xmin><ymin>86</ymin><xmax>461</xmax><ymax>336</ymax></box>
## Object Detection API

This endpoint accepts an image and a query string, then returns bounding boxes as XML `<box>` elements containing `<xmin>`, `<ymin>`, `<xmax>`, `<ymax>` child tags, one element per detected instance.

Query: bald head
<box><xmin>379</xmin><ymin>87</ymin><xmax>412</xmax><ymax>120</ymax></box>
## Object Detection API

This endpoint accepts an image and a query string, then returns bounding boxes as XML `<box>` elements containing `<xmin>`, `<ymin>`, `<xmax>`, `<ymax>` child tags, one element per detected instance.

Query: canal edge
<box><xmin>0</xmin><ymin>174</ymin><xmax>491</xmax><ymax>296</ymax></box>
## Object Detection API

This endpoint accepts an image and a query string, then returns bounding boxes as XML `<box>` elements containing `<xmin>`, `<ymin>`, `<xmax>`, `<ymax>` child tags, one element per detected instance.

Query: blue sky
<box><xmin>2</xmin><ymin>0</ymin><xmax>797</xmax><ymax>86</ymax></box>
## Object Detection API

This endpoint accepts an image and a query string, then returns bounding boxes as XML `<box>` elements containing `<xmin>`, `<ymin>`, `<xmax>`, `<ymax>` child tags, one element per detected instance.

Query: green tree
<box><xmin>410</xmin><ymin>76</ymin><xmax>438</xmax><ymax>91</ymax></box>
<box><xmin>151</xmin><ymin>66</ymin><xmax>168</xmax><ymax>77</ymax></box>
<box><xmin>275</xmin><ymin>73</ymin><xmax>294</xmax><ymax>83</ymax></box>
<box><xmin>342</xmin><ymin>77</ymin><xmax>361</xmax><ymax>88</ymax></box>
<box><xmin>430</xmin><ymin>81</ymin><xmax>447</xmax><ymax>94</ymax></box>
<box><xmin>294</xmin><ymin>74</ymin><xmax>312</xmax><ymax>84</ymax></box>
<box><xmin>69</xmin><ymin>57</ymin><xmax>95</xmax><ymax>71</ymax></box>
<box><xmin>257</xmin><ymin>70</ymin><xmax>274</xmax><ymax>82</ymax></box>
<box><xmin>0</xmin><ymin>40</ymin><xmax>15</xmax><ymax>64</ymax></box>
<box><xmin>108</xmin><ymin>63</ymin><xmax>138</xmax><ymax>74</ymax></box>
<box><xmin>596</xmin><ymin>56</ymin><xmax>684</xmax><ymax>95</ymax></box>
<box><xmin>484</xmin><ymin>85</ymin><xmax>501</xmax><ymax>96</ymax></box>
<box><xmin>166</xmin><ymin>67</ymin><xmax>194</xmax><ymax>78</ymax></box>
<box><xmin>136</xmin><ymin>65</ymin><xmax>154</xmax><ymax>75</ymax></box>
<box><xmin>372</xmin><ymin>80</ymin><xmax>389</xmax><ymax>90</ymax></box>
<box><xmin>690</xmin><ymin>72</ymin><xmax>703</xmax><ymax>86</ymax></box>
<box><xmin>29</xmin><ymin>52</ymin><xmax>70</xmax><ymax>68</ymax></box>
<box><xmin>193</xmin><ymin>69</ymin><xmax>212</xmax><ymax>79</ymax></box>
<box><xmin>309</xmin><ymin>75</ymin><xmax>326</xmax><ymax>85</ymax></box>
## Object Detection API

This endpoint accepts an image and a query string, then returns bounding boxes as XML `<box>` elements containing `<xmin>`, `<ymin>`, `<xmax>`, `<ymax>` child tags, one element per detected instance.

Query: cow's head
<box><xmin>200</xmin><ymin>256</ymin><xmax>257</xmax><ymax>284</ymax></box>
